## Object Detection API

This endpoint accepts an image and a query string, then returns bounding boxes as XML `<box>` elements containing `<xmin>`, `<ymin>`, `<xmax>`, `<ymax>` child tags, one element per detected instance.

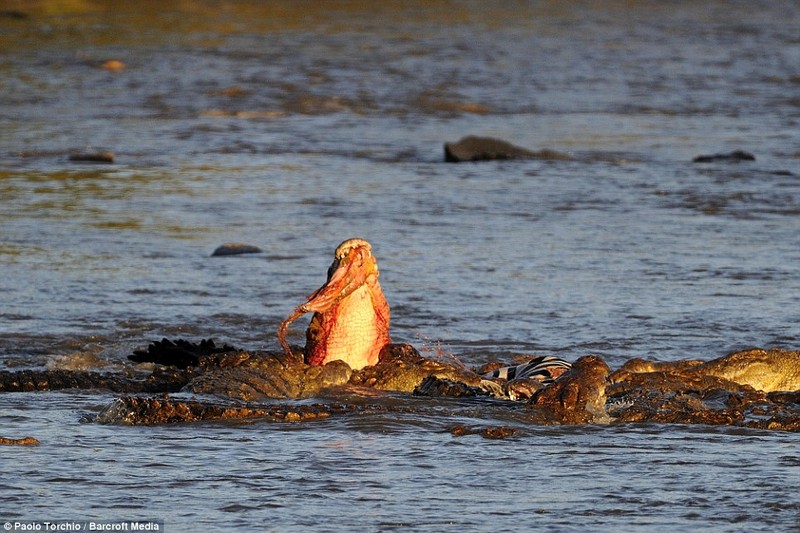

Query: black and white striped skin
<box><xmin>482</xmin><ymin>355</ymin><xmax>572</xmax><ymax>384</ymax></box>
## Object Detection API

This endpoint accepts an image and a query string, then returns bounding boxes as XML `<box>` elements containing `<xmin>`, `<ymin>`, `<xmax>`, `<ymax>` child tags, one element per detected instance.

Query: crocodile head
<box><xmin>278</xmin><ymin>238</ymin><xmax>391</xmax><ymax>370</ymax></box>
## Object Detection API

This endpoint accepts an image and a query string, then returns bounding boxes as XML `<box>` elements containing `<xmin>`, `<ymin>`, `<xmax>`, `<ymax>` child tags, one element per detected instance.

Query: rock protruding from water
<box><xmin>444</xmin><ymin>135</ymin><xmax>570</xmax><ymax>162</ymax></box>
<box><xmin>692</xmin><ymin>150</ymin><xmax>755</xmax><ymax>163</ymax></box>
<box><xmin>211</xmin><ymin>243</ymin><xmax>263</xmax><ymax>256</ymax></box>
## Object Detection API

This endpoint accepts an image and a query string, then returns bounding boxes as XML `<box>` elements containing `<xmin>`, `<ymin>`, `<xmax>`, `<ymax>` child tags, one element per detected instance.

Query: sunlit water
<box><xmin>1</xmin><ymin>2</ymin><xmax>799</xmax><ymax>531</ymax></box>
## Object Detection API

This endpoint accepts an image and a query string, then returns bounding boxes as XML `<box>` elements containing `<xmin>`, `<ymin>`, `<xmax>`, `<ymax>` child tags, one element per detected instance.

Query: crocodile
<box><xmin>102</xmin><ymin>344</ymin><xmax>800</xmax><ymax>431</ymax></box>
<box><xmin>609</xmin><ymin>348</ymin><xmax>800</xmax><ymax>393</ymax></box>
<box><xmin>3</xmin><ymin>341</ymin><xmax>799</xmax><ymax>431</ymax></box>
<box><xmin>1</xmin><ymin>238</ymin><xmax>799</xmax><ymax>431</ymax></box>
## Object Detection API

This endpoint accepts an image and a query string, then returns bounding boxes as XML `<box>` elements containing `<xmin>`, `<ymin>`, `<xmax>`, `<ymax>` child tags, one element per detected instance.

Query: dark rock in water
<box><xmin>211</xmin><ymin>243</ymin><xmax>263</xmax><ymax>256</ymax></box>
<box><xmin>0</xmin><ymin>10</ymin><xmax>30</xmax><ymax>19</ymax></box>
<box><xmin>692</xmin><ymin>150</ymin><xmax>755</xmax><ymax>163</ymax></box>
<box><xmin>444</xmin><ymin>135</ymin><xmax>570</xmax><ymax>163</ymax></box>
<box><xmin>68</xmin><ymin>151</ymin><xmax>115</xmax><ymax>163</ymax></box>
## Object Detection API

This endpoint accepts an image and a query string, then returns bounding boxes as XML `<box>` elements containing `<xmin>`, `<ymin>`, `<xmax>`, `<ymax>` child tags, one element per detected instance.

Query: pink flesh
<box><xmin>278</xmin><ymin>245</ymin><xmax>391</xmax><ymax>369</ymax></box>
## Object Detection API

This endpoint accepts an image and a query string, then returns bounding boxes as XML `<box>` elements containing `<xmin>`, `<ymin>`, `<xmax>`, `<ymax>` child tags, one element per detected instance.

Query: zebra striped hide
<box><xmin>482</xmin><ymin>355</ymin><xmax>572</xmax><ymax>384</ymax></box>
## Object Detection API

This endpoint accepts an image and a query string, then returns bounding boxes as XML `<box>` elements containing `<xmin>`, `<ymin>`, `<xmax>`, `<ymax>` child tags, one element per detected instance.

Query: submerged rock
<box><xmin>68</xmin><ymin>151</ymin><xmax>115</xmax><ymax>163</ymax></box>
<box><xmin>444</xmin><ymin>135</ymin><xmax>570</xmax><ymax>162</ymax></box>
<box><xmin>0</xmin><ymin>10</ymin><xmax>29</xmax><ymax>19</ymax></box>
<box><xmin>211</xmin><ymin>243</ymin><xmax>263</xmax><ymax>257</ymax></box>
<box><xmin>692</xmin><ymin>150</ymin><xmax>755</xmax><ymax>163</ymax></box>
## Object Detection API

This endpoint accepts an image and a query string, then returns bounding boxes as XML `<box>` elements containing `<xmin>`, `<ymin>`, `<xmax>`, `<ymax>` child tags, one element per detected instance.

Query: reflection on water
<box><xmin>1</xmin><ymin>1</ymin><xmax>800</xmax><ymax>530</ymax></box>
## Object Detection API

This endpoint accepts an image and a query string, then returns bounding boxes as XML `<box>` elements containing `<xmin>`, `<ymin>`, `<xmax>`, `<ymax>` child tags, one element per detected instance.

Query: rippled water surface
<box><xmin>1</xmin><ymin>1</ymin><xmax>799</xmax><ymax>530</ymax></box>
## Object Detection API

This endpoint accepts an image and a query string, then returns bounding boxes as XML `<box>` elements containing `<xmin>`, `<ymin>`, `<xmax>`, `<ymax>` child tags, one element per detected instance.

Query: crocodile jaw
<box><xmin>278</xmin><ymin>239</ymin><xmax>391</xmax><ymax>369</ymax></box>
<box><xmin>305</xmin><ymin>282</ymin><xmax>390</xmax><ymax>369</ymax></box>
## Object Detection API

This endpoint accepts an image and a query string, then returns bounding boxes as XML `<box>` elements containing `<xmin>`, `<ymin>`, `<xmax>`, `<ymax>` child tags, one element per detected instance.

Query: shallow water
<box><xmin>1</xmin><ymin>1</ymin><xmax>799</xmax><ymax>531</ymax></box>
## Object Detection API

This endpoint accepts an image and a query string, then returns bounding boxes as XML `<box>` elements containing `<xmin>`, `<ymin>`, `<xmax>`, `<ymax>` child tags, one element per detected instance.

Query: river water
<box><xmin>1</xmin><ymin>1</ymin><xmax>799</xmax><ymax>531</ymax></box>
